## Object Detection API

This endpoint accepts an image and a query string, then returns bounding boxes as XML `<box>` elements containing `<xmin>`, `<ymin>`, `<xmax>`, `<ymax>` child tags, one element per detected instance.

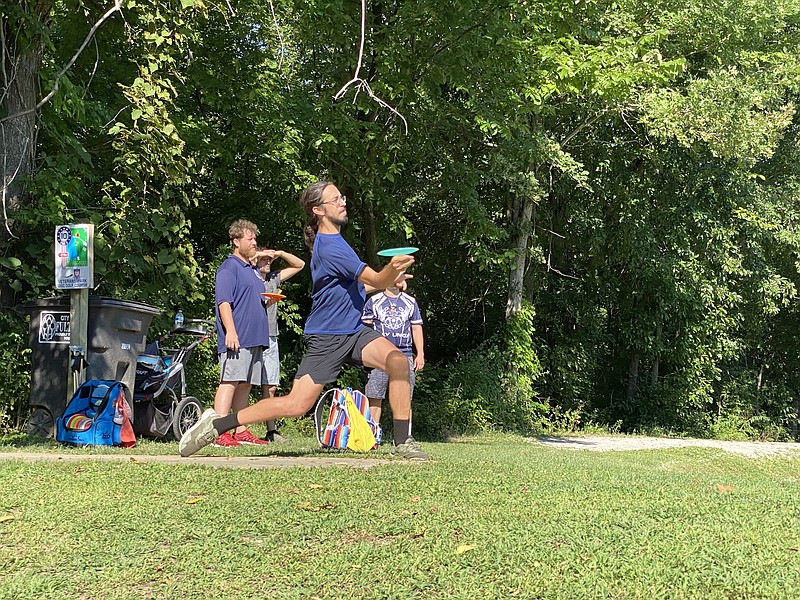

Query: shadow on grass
<box><xmin>0</xmin><ymin>433</ymin><xmax>57</xmax><ymax>449</ymax></box>
<box><xmin>536</xmin><ymin>436</ymin><xmax>598</xmax><ymax>447</ymax></box>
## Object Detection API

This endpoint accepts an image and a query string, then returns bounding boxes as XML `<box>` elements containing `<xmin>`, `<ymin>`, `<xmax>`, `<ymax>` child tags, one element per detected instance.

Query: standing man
<box><xmin>253</xmin><ymin>247</ymin><xmax>306</xmax><ymax>442</ymax></box>
<box><xmin>180</xmin><ymin>181</ymin><xmax>430</xmax><ymax>460</ymax></box>
<box><xmin>212</xmin><ymin>219</ymin><xmax>270</xmax><ymax>447</ymax></box>
<box><xmin>362</xmin><ymin>276</ymin><xmax>425</xmax><ymax>426</ymax></box>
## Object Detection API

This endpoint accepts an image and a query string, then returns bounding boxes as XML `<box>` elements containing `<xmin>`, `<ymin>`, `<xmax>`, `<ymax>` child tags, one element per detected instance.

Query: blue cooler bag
<box><xmin>56</xmin><ymin>380</ymin><xmax>131</xmax><ymax>446</ymax></box>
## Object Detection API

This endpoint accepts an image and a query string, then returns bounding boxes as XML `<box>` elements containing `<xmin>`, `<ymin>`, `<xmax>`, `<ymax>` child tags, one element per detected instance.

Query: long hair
<box><xmin>300</xmin><ymin>181</ymin><xmax>332</xmax><ymax>252</ymax></box>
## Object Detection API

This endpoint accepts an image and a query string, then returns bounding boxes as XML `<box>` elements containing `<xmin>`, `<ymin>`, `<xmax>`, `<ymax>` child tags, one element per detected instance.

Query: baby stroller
<box><xmin>132</xmin><ymin>318</ymin><xmax>214</xmax><ymax>441</ymax></box>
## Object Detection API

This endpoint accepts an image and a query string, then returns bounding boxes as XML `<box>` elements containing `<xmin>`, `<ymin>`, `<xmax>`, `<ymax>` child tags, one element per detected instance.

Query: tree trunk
<box><xmin>650</xmin><ymin>321</ymin><xmax>662</xmax><ymax>386</ymax></box>
<box><xmin>506</xmin><ymin>192</ymin><xmax>534</xmax><ymax>319</ymax></box>
<box><xmin>626</xmin><ymin>351</ymin><xmax>640</xmax><ymax>405</ymax></box>
<box><xmin>1</xmin><ymin>4</ymin><xmax>52</xmax><ymax>309</ymax></box>
<box><xmin>1</xmin><ymin>42</ymin><xmax>42</xmax><ymax>245</ymax></box>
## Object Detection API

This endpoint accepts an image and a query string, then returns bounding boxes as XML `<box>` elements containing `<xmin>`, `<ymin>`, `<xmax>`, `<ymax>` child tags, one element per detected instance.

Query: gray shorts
<box><xmin>365</xmin><ymin>355</ymin><xmax>415</xmax><ymax>399</ymax></box>
<box><xmin>264</xmin><ymin>336</ymin><xmax>280</xmax><ymax>386</ymax></box>
<box><xmin>219</xmin><ymin>346</ymin><xmax>268</xmax><ymax>385</ymax></box>
<box><xmin>295</xmin><ymin>327</ymin><xmax>383</xmax><ymax>385</ymax></box>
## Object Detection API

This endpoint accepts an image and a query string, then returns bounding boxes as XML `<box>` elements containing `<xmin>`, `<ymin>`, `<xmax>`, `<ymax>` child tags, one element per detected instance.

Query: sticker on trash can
<box><xmin>39</xmin><ymin>312</ymin><xmax>70</xmax><ymax>344</ymax></box>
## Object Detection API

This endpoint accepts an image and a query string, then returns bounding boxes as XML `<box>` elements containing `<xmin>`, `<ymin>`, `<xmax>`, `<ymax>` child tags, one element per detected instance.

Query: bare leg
<box><xmin>236</xmin><ymin>374</ymin><xmax>324</xmax><ymax>425</ymax></box>
<box><xmin>368</xmin><ymin>397</ymin><xmax>382</xmax><ymax>423</ymax></box>
<box><xmin>361</xmin><ymin>337</ymin><xmax>411</xmax><ymax>420</ymax></box>
<box><xmin>262</xmin><ymin>384</ymin><xmax>278</xmax><ymax>433</ymax></box>
<box><xmin>230</xmin><ymin>383</ymin><xmax>252</xmax><ymax>434</ymax></box>
<box><xmin>213</xmin><ymin>382</ymin><xmax>237</xmax><ymax>419</ymax></box>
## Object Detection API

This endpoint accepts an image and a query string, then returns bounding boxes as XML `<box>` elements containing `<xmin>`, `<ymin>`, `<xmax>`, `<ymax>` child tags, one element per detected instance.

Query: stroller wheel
<box><xmin>173</xmin><ymin>396</ymin><xmax>203</xmax><ymax>441</ymax></box>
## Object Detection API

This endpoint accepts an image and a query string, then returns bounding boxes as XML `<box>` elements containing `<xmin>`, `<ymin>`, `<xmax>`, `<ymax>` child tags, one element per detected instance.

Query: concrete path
<box><xmin>0</xmin><ymin>451</ymin><xmax>392</xmax><ymax>469</ymax></box>
<box><xmin>533</xmin><ymin>435</ymin><xmax>800</xmax><ymax>458</ymax></box>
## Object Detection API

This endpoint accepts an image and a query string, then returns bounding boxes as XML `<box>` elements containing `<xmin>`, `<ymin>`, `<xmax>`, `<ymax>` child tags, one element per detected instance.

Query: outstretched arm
<box><xmin>361</xmin><ymin>261</ymin><xmax>414</xmax><ymax>293</ymax></box>
<box><xmin>275</xmin><ymin>250</ymin><xmax>306</xmax><ymax>282</ymax></box>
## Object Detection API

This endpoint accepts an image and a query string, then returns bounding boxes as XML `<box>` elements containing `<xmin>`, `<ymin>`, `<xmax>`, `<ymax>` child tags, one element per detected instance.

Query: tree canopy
<box><xmin>2</xmin><ymin>0</ymin><xmax>800</xmax><ymax>439</ymax></box>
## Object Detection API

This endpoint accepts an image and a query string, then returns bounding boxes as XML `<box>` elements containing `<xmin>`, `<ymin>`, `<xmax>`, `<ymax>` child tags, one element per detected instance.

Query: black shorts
<box><xmin>294</xmin><ymin>327</ymin><xmax>383</xmax><ymax>385</ymax></box>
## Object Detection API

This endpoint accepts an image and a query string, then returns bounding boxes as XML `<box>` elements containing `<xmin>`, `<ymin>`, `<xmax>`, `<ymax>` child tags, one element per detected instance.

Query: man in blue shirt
<box><xmin>212</xmin><ymin>219</ymin><xmax>270</xmax><ymax>447</ymax></box>
<box><xmin>181</xmin><ymin>182</ymin><xmax>429</xmax><ymax>460</ymax></box>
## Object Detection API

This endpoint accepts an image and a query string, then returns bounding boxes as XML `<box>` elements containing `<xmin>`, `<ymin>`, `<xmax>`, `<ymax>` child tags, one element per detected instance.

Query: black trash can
<box><xmin>17</xmin><ymin>296</ymin><xmax>160</xmax><ymax>437</ymax></box>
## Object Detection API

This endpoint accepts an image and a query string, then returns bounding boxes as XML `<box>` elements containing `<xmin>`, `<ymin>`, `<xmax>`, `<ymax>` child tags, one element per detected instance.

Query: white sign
<box><xmin>38</xmin><ymin>311</ymin><xmax>71</xmax><ymax>344</ymax></box>
<box><xmin>55</xmin><ymin>224</ymin><xmax>94</xmax><ymax>289</ymax></box>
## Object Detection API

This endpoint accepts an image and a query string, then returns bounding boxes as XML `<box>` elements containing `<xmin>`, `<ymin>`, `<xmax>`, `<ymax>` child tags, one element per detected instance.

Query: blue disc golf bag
<box><xmin>313</xmin><ymin>387</ymin><xmax>382</xmax><ymax>450</ymax></box>
<box><xmin>56</xmin><ymin>379</ymin><xmax>131</xmax><ymax>446</ymax></box>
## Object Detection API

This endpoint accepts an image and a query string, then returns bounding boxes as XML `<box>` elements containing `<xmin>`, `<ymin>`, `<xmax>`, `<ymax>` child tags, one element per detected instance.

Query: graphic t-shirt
<box><xmin>304</xmin><ymin>233</ymin><xmax>367</xmax><ymax>335</ymax></box>
<box><xmin>215</xmin><ymin>255</ymin><xmax>270</xmax><ymax>353</ymax></box>
<box><xmin>362</xmin><ymin>292</ymin><xmax>422</xmax><ymax>357</ymax></box>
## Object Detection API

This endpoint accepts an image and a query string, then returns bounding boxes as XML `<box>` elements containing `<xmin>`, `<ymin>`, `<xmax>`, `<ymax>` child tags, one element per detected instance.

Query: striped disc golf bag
<box><xmin>314</xmin><ymin>387</ymin><xmax>382</xmax><ymax>450</ymax></box>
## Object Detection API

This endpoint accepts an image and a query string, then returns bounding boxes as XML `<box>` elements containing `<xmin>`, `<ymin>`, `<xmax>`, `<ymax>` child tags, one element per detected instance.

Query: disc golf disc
<box><xmin>262</xmin><ymin>292</ymin><xmax>286</xmax><ymax>301</ymax></box>
<box><xmin>377</xmin><ymin>246</ymin><xmax>419</xmax><ymax>257</ymax></box>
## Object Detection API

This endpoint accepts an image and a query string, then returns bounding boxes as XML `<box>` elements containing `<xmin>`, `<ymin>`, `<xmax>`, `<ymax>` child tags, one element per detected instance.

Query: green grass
<box><xmin>1</xmin><ymin>432</ymin><xmax>799</xmax><ymax>599</ymax></box>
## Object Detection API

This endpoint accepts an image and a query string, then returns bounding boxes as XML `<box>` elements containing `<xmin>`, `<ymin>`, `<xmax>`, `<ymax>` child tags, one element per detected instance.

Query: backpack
<box><xmin>313</xmin><ymin>388</ymin><xmax>382</xmax><ymax>451</ymax></box>
<box><xmin>56</xmin><ymin>380</ymin><xmax>136</xmax><ymax>447</ymax></box>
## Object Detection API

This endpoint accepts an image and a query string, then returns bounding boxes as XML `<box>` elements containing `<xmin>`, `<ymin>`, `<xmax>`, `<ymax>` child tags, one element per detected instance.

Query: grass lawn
<box><xmin>1</xmin><ymin>432</ymin><xmax>799</xmax><ymax>599</ymax></box>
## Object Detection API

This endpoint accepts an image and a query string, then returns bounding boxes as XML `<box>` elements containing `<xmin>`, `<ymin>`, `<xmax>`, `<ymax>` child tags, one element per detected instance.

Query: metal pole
<box><xmin>68</xmin><ymin>288</ymin><xmax>88</xmax><ymax>402</ymax></box>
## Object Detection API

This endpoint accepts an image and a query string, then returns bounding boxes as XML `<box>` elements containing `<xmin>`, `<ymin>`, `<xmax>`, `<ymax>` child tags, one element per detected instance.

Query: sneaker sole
<box><xmin>179</xmin><ymin>409</ymin><xmax>220</xmax><ymax>457</ymax></box>
<box><xmin>392</xmin><ymin>454</ymin><xmax>430</xmax><ymax>460</ymax></box>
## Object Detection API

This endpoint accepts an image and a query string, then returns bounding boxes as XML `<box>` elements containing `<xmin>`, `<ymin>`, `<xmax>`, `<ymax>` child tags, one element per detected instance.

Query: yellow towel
<box><xmin>345</xmin><ymin>389</ymin><xmax>376</xmax><ymax>452</ymax></box>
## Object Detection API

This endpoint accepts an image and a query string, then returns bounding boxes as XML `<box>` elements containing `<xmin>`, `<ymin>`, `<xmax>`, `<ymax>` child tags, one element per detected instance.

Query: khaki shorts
<box><xmin>219</xmin><ymin>346</ymin><xmax>268</xmax><ymax>385</ymax></box>
<box><xmin>264</xmin><ymin>336</ymin><xmax>280</xmax><ymax>386</ymax></box>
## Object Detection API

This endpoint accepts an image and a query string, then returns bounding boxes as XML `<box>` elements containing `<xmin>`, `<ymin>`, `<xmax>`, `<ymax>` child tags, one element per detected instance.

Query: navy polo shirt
<box><xmin>215</xmin><ymin>255</ymin><xmax>270</xmax><ymax>354</ymax></box>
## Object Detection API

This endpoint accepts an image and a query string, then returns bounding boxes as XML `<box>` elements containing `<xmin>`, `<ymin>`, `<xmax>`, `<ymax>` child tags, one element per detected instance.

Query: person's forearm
<box><xmin>276</xmin><ymin>250</ymin><xmax>305</xmax><ymax>269</ymax></box>
<box><xmin>219</xmin><ymin>302</ymin><xmax>236</xmax><ymax>337</ymax></box>
<box><xmin>412</xmin><ymin>325</ymin><xmax>425</xmax><ymax>359</ymax></box>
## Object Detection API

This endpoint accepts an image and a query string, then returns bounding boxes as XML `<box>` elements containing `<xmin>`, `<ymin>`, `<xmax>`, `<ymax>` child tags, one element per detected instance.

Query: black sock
<box><xmin>393</xmin><ymin>420</ymin><xmax>410</xmax><ymax>445</ymax></box>
<box><xmin>212</xmin><ymin>414</ymin><xmax>239</xmax><ymax>435</ymax></box>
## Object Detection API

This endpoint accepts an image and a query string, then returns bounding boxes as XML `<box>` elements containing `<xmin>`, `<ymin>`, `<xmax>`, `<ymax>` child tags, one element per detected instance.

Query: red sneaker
<box><xmin>232</xmin><ymin>429</ymin><xmax>269</xmax><ymax>445</ymax></box>
<box><xmin>212</xmin><ymin>431</ymin><xmax>241</xmax><ymax>447</ymax></box>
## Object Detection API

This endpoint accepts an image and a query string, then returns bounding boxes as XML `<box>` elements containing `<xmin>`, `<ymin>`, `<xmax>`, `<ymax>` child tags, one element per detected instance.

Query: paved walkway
<box><xmin>534</xmin><ymin>435</ymin><xmax>800</xmax><ymax>458</ymax></box>
<box><xmin>0</xmin><ymin>451</ymin><xmax>392</xmax><ymax>469</ymax></box>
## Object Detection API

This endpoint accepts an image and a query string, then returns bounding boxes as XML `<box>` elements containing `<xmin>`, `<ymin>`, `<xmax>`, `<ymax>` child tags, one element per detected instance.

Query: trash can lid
<box><xmin>16</xmin><ymin>296</ymin><xmax>161</xmax><ymax>316</ymax></box>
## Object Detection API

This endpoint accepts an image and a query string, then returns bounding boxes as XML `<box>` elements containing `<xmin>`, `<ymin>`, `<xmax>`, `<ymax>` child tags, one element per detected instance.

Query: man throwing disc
<box><xmin>180</xmin><ymin>181</ymin><xmax>430</xmax><ymax>460</ymax></box>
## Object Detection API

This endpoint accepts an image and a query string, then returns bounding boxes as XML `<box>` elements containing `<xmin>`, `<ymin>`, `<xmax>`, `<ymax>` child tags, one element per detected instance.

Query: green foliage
<box><xmin>414</xmin><ymin>329</ymin><xmax>547</xmax><ymax>437</ymax></box>
<box><xmin>0</xmin><ymin>314</ymin><xmax>31</xmax><ymax>433</ymax></box>
<box><xmin>5</xmin><ymin>0</ymin><xmax>800</xmax><ymax>442</ymax></box>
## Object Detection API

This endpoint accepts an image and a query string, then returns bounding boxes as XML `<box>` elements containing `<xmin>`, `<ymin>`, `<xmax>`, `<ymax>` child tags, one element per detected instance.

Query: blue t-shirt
<box><xmin>304</xmin><ymin>233</ymin><xmax>367</xmax><ymax>335</ymax></box>
<box><xmin>215</xmin><ymin>255</ymin><xmax>270</xmax><ymax>353</ymax></box>
<box><xmin>362</xmin><ymin>292</ymin><xmax>422</xmax><ymax>357</ymax></box>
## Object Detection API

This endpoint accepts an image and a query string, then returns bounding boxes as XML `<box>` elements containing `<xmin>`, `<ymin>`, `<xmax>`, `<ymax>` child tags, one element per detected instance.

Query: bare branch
<box><xmin>0</xmin><ymin>0</ymin><xmax>124</xmax><ymax>125</ymax></box>
<box><xmin>267</xmin><ymin>0</ymin><xmax>286</xmax><ymax>70</ymax></box>
<box><xmin>546</xmin><ymin>251</ymin><xmax>579</xmax><ymax>280</ymax></box>
<box><xmin>334</xmin><ymin>0</ymin><xmax>408</xmax><ymax>134</ymax></box>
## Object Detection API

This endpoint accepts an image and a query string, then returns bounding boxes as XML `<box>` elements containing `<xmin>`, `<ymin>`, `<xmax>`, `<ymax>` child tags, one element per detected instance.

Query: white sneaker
<box><xmin>391</xmin><ymin>437</ymin><xmax>430</xmax><ymax>460</ymax></box>
<box><xmin>179</xmin><ymin>408</ymin><xmax>220</xmax><ymax>457</ymax></box>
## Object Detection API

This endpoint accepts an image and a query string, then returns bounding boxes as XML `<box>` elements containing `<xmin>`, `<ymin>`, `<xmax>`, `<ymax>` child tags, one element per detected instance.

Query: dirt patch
<box><xmin>532</xmin><ymin>435</ymin><xmax>800</xmax><ymax>458</ymax></box>
<box><xmin>0</xmin><ymin>451</ymin><xmax>392</xmax><ymax>469</ymax></box>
